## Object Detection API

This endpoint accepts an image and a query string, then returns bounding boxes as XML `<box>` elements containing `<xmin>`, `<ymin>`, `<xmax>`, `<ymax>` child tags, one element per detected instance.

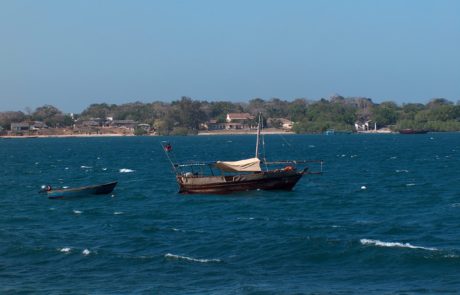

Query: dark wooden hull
<box><xmin>47</xmin><ymin>181</ymin><xmax>117</xmax><ymax>199</ymax></box>
<box><xmin>176</xmin><ymin>171</ymin><xmax>304</xmax><ymax>194</ymax></box>
<box><xmin>399</xmin><ymin>129</ymin><xmax>428</xmax><ymax>134</ymax></box>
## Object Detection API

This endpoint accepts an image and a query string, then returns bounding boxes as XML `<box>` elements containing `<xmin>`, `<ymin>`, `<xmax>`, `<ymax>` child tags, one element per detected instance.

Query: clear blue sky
<box><xmin>1</xmin><ymin>0</ymin><xmax>459</xmax><ymax>113</ymax></box>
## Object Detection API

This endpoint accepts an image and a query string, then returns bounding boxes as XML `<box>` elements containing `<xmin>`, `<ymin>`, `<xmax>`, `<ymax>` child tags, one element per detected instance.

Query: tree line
<box><xmin>1</xmin><ymin>96</ymin><xmax>460</xmax><ymax>134</ymax></box>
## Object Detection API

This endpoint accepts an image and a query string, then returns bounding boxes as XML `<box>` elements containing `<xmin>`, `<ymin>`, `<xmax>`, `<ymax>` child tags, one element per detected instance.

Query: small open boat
<box><xmin>41</xmin><ymin>181</ymin><xmax>117</xmax><ymax>199</ymax></box>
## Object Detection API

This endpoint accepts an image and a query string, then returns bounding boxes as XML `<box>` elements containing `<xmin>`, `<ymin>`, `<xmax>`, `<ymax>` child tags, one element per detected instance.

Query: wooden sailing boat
<box><xmin>162</xmin><ymin>115</ymin><xmax>323</xmax><ymax>194</ymax></box>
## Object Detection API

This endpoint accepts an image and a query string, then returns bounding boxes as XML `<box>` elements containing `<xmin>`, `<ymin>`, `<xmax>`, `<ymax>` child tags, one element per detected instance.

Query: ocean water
<box><xmin>1</xmin><ymin>134</ymin><xmax>459</xmax><ymax>294</ymax></box>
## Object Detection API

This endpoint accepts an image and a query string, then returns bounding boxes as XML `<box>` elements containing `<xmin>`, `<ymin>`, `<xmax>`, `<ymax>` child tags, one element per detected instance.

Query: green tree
<box><xmin>170</xmin><ymin>97</ymin><xmax>207</xmax><ymax>130</ymax></box>
<box><xmin>0</xmin><ymin>111</ymin><xmax>26</xmax><ymax>129</ymax></box>
<box><xmin>80</xmin><ymin>103</ymin><xmax>116</xmax><ymax>119</ymax></box>
<box><xmin>371</xmin><ymin>101</ymin><xmax>399</xmax><ymax>127</ymax></box>
<box><xmin>31</xmin><ymin>105</ymin><xmax>72</xmax><ymax>127</ymax></box>
<box><xmin>32</xmin><ymin>105</ymin><xmax>61</xmax><ymax>121</ymax></box>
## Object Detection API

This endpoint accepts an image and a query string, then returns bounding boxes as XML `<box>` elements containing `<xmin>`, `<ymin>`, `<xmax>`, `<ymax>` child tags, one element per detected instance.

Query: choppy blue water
<box><xmin>1</xmin><ymin>134</ymin><xmax>460</xmax><ymax>294</ymax></box>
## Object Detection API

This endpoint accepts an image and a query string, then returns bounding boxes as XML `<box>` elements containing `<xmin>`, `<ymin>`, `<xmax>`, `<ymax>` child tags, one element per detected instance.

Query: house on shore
<box><xmin>110</xmin><ymin>120</ymin><xmax>138</xmax><ymax>130</ymax></box>
<box><xmin>30</xmin><ymin>121</ymin><xmax>48</xmax><ymax>130</ymax></box>
<box><xmin>267</xmin><ymin>118</ymin><xmax>294</xmax><ymax>130</ymax></box>
<box><xmin>225</xmin><ymin>113</ymin><xmax>257</xmax><ymax>130</ymax></box>
<box><xmin>202</xmin><ymin>113</ymin><xmax>257</xmax><ymax>131</ymax></box>
<box><xmin>355</xmin><ymin>120</ymin><xmax>377</xmax><ymax>132</ymax></box>
<box><xmin>201</xmin><ymin>120</ymin><xmax>226</xmax><ymax>131</ymax></box>
<box><xmin>10</xmin><ymin>122</ymin><xmax>31</xmax><ymax>132</ymax></box>
<box><xmin>77</xmin><ymin>118</ymin><xmax>106</xmax><ymax>128</ymax></box>
<box><xmin>137</xmin><ymin>123</ymin><xmax>152</xmax><ymax>132</ymax></box>
<box><xmin>203</xmin><ymin>114</ymin><xmax>294</xmax><ymax>131</ymax></box>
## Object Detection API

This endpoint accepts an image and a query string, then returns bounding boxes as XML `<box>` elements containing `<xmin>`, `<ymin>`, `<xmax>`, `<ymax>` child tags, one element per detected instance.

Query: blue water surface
<box><xmin>1</xmin><ymin>134</ymin><xmax>459</xmax><ymax>294</ymax></box>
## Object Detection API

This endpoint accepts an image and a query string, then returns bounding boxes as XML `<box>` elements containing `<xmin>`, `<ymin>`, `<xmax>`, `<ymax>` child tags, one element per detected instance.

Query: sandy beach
<box><xmin>1</xmin><ymin>128</ymin><xmax>296</xmax><ymax>138</ymax></box>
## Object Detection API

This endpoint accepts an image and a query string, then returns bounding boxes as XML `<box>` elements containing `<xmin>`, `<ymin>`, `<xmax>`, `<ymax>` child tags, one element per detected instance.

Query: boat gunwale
<box><xmin>48</xmin><ymin>181</ymin><xmax>118</xmax><ymax>193</ymax></box>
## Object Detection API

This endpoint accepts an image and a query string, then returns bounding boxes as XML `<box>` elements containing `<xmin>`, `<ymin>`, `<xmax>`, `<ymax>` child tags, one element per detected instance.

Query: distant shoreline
<box><xmin>0</xmin><ymin>128</ymin><xmax>296</xmax><ymax>138</ymax></box>
<box><xmin>0</xmin><ymin>131</ymin><xmax>294</xmax><ymax>138</ymax></box>
<box><xmin>3</xmin><ymin>130</ymin><xmax>453</xmax><ymax>139</ymax></box>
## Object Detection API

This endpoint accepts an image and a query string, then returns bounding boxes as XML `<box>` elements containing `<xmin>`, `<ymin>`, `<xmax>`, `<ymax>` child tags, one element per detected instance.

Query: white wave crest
<box><xmin>73</xmin><ymin>210</ymin><xmax>82</xmax><ymax>214</ymax></box>
<box><xmin>360</xmin><ymin>239</ymin><xmax>437</xmax><ymax>251</ymax></box>
<box><xmin>82</xmin><ymin>249</ymin><xmax>91</xmax><ymax>255</ymax></box>
<box><xmin>59</xmin><ymin>247</ymin><xmax>71</xmax><ymax>253</ymax></box>
<box><xmin>444</xmin><ymin>254</ymin><xmax>459</xmax><ymax>258</ymax></box>
<box><xmin>119</xmin><ymin>168</ymin><xmax>135</xmax><ymax>173</ymax></box>
<box><xmin>80</xmin><ymin>165</ymin><xmax>92</xmax><ymax>169</ymax></box>
<box><xmin>114</xmin><ymin>211</ymin><xmax>124</xmax><ymax>215</ymax></box>
<box><xmin>165</xmin><ymin>253</ymin><xmax>221</xmax><ymax>263</ymax></box>
<box><xmin>236</xmin><ymin>217</ymin><xmax>255</xmax><ymax>220</ymax></box>
<box><xmin>396</xmin><ymin>169</ymin><xmax>409</xmax><ymax>173</ymax></box>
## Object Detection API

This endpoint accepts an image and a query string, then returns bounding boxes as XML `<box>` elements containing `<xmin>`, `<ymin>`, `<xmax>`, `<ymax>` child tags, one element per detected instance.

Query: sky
<box><xmin>1</xmin><ymin>0</ymin><xmax>459</xmax><ymax>113</ymax></box>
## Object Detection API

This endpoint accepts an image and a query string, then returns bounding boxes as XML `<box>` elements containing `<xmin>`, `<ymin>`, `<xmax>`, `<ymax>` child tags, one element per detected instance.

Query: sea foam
<box><xmin>59</xmin><ymin>247</ymin><xmax>71</xmax><ymax>253</ymax></box>
<box><xmin>165</xmin><ymin>253</ymin><xmax>221</xmax><ymax>263</ymax></box>
<box><xmin>360</xmin><ymin>239</ymin><xmax>437</xmax><ymax>251</ymax></box>
<box><xmin>119</xmin><ymin>168</ymin><xmax>135</xmax><ymax>173</ymax></box>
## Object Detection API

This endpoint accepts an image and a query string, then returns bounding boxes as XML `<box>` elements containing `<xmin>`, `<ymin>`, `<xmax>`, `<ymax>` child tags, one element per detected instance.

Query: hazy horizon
<box><xmin>1</xmin><ymin>0</ymin><xmax>459</xmax><ymax>113</ymax></box>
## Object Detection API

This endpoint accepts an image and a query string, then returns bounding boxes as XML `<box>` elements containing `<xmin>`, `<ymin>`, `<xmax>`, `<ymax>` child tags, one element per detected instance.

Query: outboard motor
<box><xmin>39</xmin><ymin>185</ymin><xmax>52</xmax><ymax>193</ymax></box>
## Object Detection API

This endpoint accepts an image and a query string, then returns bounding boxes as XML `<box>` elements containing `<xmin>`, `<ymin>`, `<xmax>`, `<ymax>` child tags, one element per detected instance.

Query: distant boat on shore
<box><xmin>399</xmin><ymin>129</ymin><xmax>428</xmax><ymax>134</ymax></box>
<box><xmin>324</xmin><ymin>129</ymin><xmax>353</xmax><ymax>135</ymax></box>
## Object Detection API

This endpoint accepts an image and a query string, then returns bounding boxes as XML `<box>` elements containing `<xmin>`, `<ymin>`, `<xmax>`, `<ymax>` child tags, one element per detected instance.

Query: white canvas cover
<box><xmin>215</xmin><ymin>157</ymin><xmax>261</xmax><ymax>172</ymax></box>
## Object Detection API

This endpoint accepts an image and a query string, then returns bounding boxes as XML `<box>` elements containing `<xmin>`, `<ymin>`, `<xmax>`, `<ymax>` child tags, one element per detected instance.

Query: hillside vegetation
<box><xmin>1</xmin><ymin>96</ymin><xmax>460</xmax><ymax>134</ymax></box>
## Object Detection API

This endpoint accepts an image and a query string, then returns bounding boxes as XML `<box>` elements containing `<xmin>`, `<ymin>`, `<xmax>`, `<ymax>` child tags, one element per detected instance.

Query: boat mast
<box><xmin>255</xmin><ymin>113</ymin><xmax>261</xmax><ymax>158</ymax></box>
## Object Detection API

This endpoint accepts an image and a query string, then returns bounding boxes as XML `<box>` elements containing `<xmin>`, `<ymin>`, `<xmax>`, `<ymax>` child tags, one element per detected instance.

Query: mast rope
<box><xmin>279</xmin><ymin>133</ymin><xmax>292</xmax><ymax>148</ymax></box>
<box><xmin>261</xmin><ymin>117</ymin><xmax>268</xmax><ymax>171</ymax></box>
<box><xmin>161</xmin><ymin>141</ymin><xmax>178</xmax><ymax>174</ymax></box>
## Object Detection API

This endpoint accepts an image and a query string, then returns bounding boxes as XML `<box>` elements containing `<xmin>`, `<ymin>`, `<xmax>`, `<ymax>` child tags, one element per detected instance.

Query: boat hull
<box><xmin>176</xmin><ymin>171</ymin><xmax>304</xmax><ymax>194</ymax></box>
<box><xmin>47</xmin><ymin>182</ymin><xmax>117</xmax><ymax>199</ymax></box>
<box><xmin>399</xmin><ymin>129</ymin><xmax>428</xmax><ymax>134</ymax></box>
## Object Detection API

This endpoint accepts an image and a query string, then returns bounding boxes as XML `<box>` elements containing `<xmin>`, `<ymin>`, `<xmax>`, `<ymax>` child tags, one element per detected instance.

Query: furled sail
<box><xmin>215</xmin><ymin>157</ymin><xmax>261</xmax><ymax>172</ymax></box>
